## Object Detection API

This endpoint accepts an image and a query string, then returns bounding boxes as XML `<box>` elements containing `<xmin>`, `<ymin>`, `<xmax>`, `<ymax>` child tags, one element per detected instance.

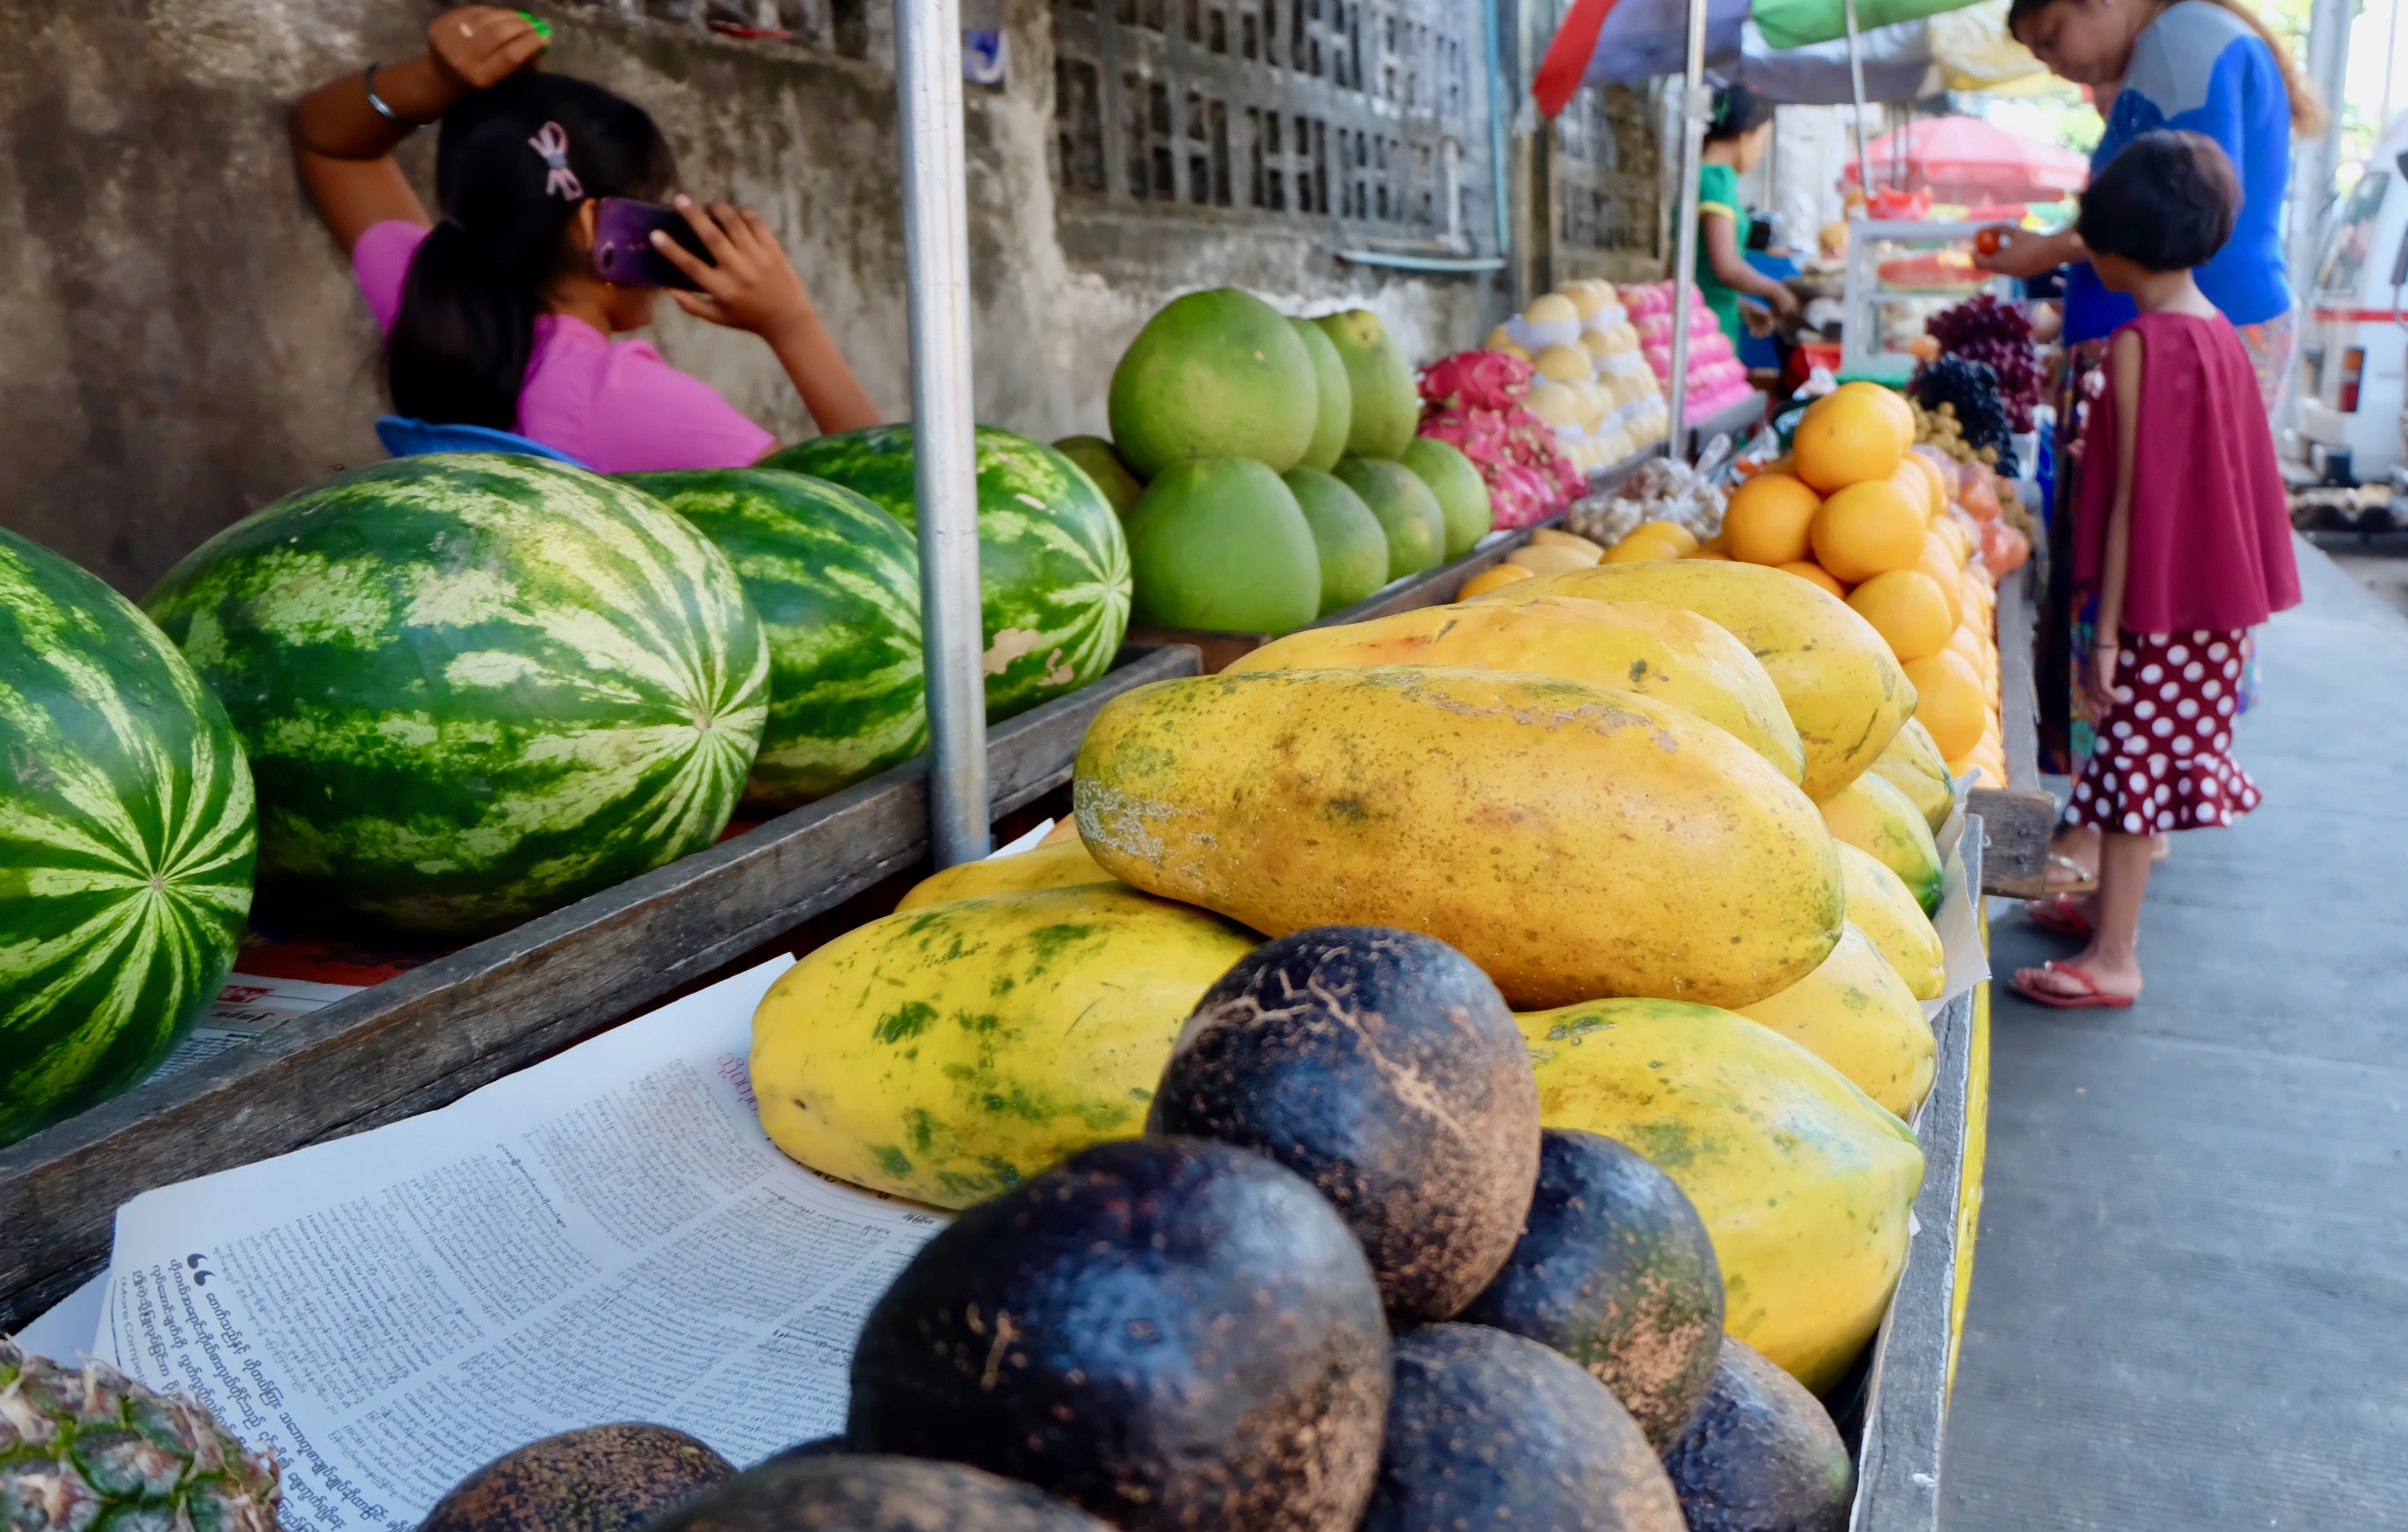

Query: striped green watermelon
<box><xmin>761</xmin><ymin>426</ymin><xmax>1132</xmax><ymax>720</ymax></box>
<box><xmin>144</xmin><ymin>455</ymin><xmax>769</xmax><ymax>939</ymax></box>
<box><xmin>2</xmin><ymin>529</ymin><xmax>256</xmax><ymax>1146</ymax></box>
<box><xmin>626</xmin><ymin>468</ymin><xmax>927</xmax><ymax>811</ymax></box>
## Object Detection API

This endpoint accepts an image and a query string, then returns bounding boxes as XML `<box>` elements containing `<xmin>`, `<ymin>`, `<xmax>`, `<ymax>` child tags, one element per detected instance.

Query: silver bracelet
<box><xmin>364</xmin><ymin>63</ymin><xmax>425</xmax><ymax>130</ymax></box>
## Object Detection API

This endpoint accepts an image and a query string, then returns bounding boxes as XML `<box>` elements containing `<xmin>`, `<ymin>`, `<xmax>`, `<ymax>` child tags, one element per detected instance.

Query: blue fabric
<box><xmin>1739</xmin><ymin>251</ymin><xmax>1799</xmax><ymax>368</ymax></box>
<box><xmin>375</xmin><ymin>416</ymin><xmax>592</xmax><ymax>469</ymax></box>
<box><xmin>2062</xmin><ymin>2</ymin><xmax>2295</xmax><ymax>343</ymax></box>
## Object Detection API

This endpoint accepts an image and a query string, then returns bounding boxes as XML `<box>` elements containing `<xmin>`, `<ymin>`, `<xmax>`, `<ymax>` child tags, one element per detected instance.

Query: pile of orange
<box><xmin>1600</xmin><ymin>382</ymin><xmax>2010</xmax><ymax>786</ymax></box>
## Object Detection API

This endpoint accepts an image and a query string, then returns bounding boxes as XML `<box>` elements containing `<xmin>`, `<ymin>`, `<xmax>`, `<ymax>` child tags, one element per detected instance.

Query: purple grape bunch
<box><xmin>1924</xmin><ymin>293</ymin><xmax>2041</xmax><ymax>432</ymax></box>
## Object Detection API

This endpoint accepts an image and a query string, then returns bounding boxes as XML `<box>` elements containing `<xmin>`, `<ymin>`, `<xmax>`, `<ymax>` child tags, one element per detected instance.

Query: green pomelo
<box><xmin>1052</xmin><ymin>435</ymin><xmax>1147</xmax><ymax>515</ymax></box>
<box><xmin>1125</xmin><ymin>459</ymin><xmax>1322</xmax><ymax>636</ymax></box>
<box><xmin>624</xmin><ymin>468</ymin><xmax>927</xmax><ymax>812</ymax></box>
<box><xmin>1289</xmin><ymin>317</ymin><xmax>1354</xmax><ymax>474</ymax></box>
<box><xmin>1402</xmin><ymin>436</ymin><xmax>1495</xmax><ymax>559</ymax></box>
<box><xmin>763</xmin><ymin>426</ymin><xmax>1132</xmax><ymax>721</ymax></box>
<box><xmin>1108</xmin><ymin>288</ymin><xmax>1319</xmax><ymax>478</ymax></box>
<box><xmin>1315</xmin><ymin>309</ymin><xmax>1420</xmax><ymax>460</ymax></box>
<box><xmin>2</xmin><ymin>530</ymin><xmax>257</xmax><ymax>1147</ymax></box>
<box><xmin>1334</xmin><ymin>457</ymin><xmax>1447</xmax><ymax>580</ymax></box>
<box><xmin>144</xmin><ymin>455</ymin><xmax>768</xmax><ymax>939</ymax></box>
<box><xmin>1282</xmin><ymin>467</ymin><xmax>1392</xmax><ymax>615</ymax></box>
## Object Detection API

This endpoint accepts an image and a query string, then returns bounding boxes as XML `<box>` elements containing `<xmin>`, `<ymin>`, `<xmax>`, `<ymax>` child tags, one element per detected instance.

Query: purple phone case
<box><xmin>592</xmin><ymin>198</ymin><xmax>713</xmax><ymax>291</ymax></box>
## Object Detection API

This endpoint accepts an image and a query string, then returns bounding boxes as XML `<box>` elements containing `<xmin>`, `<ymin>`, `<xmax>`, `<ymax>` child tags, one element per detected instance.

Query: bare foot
<box><xmin>2011</xmin><ymin>944</ymin><xmax>2142</xmax><ymax>1003</ymax></box>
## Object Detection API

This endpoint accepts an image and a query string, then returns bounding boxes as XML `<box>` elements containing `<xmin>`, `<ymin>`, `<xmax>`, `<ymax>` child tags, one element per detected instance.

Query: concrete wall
<box><xmin>0</xmin><ymin>0</ymin><xmax>1510</xmax><ymax>595</ymax></box>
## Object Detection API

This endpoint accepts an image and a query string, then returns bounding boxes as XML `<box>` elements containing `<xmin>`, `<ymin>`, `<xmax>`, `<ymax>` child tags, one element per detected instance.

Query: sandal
<box><xmin>2008</xmin><ymin>961</ymin><xmax>2137</xmax><ymax>1010</ymax></box>
<box><xmin>2022</xmin><ymin>895</ymin><xmax>2095</xmax><ymax>941</ymax></box>
<box><xmin>2043</xmin><ymin>852</ymin><xmax>2098</xmax><ymax>894</ymax></box>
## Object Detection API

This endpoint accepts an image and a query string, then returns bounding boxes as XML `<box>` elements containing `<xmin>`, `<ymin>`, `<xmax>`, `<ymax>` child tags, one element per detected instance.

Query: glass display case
<box><xmin>1839</xmin><ymin>221</ymin><xmax>2017</xmax><ymax>382</ymax></box>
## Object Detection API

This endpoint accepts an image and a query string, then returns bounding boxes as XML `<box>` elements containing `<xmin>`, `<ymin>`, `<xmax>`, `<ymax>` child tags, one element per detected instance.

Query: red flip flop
<box><xmin>2022</xmin><ymin>895</ymin><xmax>2095</xmax><ymax>941</ymax></box>
<box><xmin>2008</xmin><ymin>961</ymin><xmax>2137</xmax><ymax>1009</ymax></box>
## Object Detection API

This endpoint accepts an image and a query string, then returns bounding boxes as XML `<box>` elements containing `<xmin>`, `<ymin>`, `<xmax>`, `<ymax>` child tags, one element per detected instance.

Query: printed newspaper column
<box><xmin>100</xmin><ymin>958</ymin><xmax>945</xmax><ymax>1532</ymax></box>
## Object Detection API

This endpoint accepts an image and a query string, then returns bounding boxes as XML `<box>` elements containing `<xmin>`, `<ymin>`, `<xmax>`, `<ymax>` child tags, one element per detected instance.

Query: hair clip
<box><xmin>528</xmin><ymin>121</ymin><xmax>585</xmax><ymax>201</ymax></box>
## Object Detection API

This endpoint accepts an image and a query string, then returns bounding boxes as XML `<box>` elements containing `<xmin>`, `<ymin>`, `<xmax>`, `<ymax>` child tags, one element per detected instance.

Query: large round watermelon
<box><xmin>761</xmin><ymin>426</ymin><xmax>1132</xmax><ymax>721</ymax></box>
<box><xmin>626</xmin><ymin>468</ymin><xmax>927</xmax><ymax>812</ymax></box>
<box><xmin>2</xmin><ymin>529</ymin><xmax>257</xmax><ymax>1147</ymax></box>
<box><xmin>144</xmin><ymin>456</ymin><xmax>769</xmax><ymax>938</ymax></box>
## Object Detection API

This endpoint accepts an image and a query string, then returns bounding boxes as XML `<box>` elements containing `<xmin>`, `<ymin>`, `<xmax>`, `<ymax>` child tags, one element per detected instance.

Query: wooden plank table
<box><xmin>1969</xmin><ymin>565</ymin><xmax>2055</xmax><ymax>897</ymax></box>
<box><xmin>0</xmin><ymin>643</ymin><xmax>1201</xmax><ymax>1329</ymax></box>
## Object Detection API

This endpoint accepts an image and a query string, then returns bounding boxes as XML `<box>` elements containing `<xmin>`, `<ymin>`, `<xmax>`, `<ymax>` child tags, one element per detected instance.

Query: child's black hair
<box><xmin>1705</xmin><ymin>81</ymin><xmax>1772</xmax><ymax>143</ymax></box>
<box><xmin>387</xmin><ymin>72</ymin><xmax>677</xmax><ymax>430</ymax></box>
<box><xmin>2075</xmin><ymin>130</ymin><xmax>2239</xmax><ymax>274</ymax></box>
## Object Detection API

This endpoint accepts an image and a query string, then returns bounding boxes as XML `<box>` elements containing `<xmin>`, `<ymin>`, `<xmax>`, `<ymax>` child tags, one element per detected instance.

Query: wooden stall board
<box><xmin>0</xmin><ymin>643</ymin><xmax>1203</xmax><ymax>1330</ymax></box>
<box><xmin>1968</xmin><ymin>563</ymin><xmax>2054</xmax><ymax>897</ymax></box>
<box><xmin>1850</xmin><ymin>824</ymin><xmax>1984</xmax><ymax>1531</ymax></box>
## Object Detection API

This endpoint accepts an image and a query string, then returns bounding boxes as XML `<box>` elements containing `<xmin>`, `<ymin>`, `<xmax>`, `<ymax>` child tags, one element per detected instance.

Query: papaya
<box><xmin>894</xmin><ymin>837</ymin><xmax>1123</xmax><ymax>910</ymax></box>
<box><xmin>1818</xmin><ymin>771</ymin><xmax>1944</xmax><ymax>915</ymax></box>
<box><xmin>1835</xmin><ymin>843</ymin><xmax>1944</xmax><ymax>1000</ymax></box>
<box><xmin>1075</xmin><ymin>666</ymin><xmax>1841</xmax><ymax>1010</ymax></box>
<box><xmin>750</xmin><ymin>886</ymin><xmax>1258</xmax><ymax>1206</ymax></box>
<box><xmin>1736</xmin><ymin>924</ymin><xmax>1936</xmax><ymax>1117</ymax></box>
<box><xmin>1225</xmin><ymin>596</ymin><xmax>1805</xmax><ymax>785</ymax></box>
<box><xmin>1866</xmin><ymin>716</ymin><xmax>1955</xmax><ymax>834</ymax></box>
<box><xmin>1516</xmin><ymin>998</ymin><xmax>1924</xmax><ymax>1392</ymax></box>
<box><xmin>1477</xmin><ymin>559</ymin><xmax>1915</xmax><ymax>800</ymax></box>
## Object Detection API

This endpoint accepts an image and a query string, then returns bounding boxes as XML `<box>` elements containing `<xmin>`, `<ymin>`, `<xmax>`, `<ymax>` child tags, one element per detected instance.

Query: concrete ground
<box><xmin>1941</xmin><ymin>541</ymin><xmax>2408</xmax><ymax>1529</ymax></box>
<box><xmin>2327</xmin><ymin>553</ymin><xmax>2408</xmax><ymax>621</ymax></box>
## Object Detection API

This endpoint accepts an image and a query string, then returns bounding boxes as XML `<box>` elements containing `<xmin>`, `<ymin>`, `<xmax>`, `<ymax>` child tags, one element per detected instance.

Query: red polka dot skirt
<box><xmin>2065</xmin><ymin>630</ymin><xmax>2262</xmax><ymax>835</ymax></box>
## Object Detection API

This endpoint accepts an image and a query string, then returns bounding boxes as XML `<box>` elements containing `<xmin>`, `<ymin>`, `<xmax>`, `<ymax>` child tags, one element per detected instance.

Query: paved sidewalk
<box><xmin>1941</xmin><ymin>542</ymin><xmax>2408</xmax><ymax>1529</ymax></box>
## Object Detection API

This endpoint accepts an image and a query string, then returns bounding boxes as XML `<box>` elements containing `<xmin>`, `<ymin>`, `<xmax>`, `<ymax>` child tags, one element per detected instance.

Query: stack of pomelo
<box><xmin>1063</xmin><ymin>291</ymin><xmax>1493</xmax><ymax>637</ymax></box>
<box><xmin>1596</xmin><ymin>382</ymin><xmax>2007</xmax><ymax>785</ymax></box>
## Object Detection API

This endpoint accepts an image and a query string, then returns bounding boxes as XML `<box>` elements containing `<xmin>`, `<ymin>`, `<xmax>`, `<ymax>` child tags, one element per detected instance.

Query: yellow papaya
<box><xmin>751</xmin><ymin>885</ymin><xmax>1258</xmax><ymax>1207</ymax></box>
<box><xmin>1834</xmin><ymin>844</ymin><xmax>1945</xmax><ymax>1000</ymax></box>
<box><xmin>1075</xmin><ymin>666</ymin><xmax>1841</xmax><ymax>1010</ymax></box>
<box><xmin>1866</xmin><ymin>716</ymin><xmax>1955</xmax><ymax>835</ymax></box>
<box><xmin>1736</xmin><ymin>923</ymin><xmax>1937</xmax><ymax>1117</ymax></box>
<box><xmin>894</xmin><ymin>837</ymin><xmax>1123</xmax><ymax>910</ymax></box>
<box><xmin>1517</xmin><ymin>997</ymin><xmax>1923</xmax><ymax>1392</ymax></box>
<box><xmin>1226</xmin><ymin>595</ymin><xmax>1805</xmax><ymax>785</ymax></box>
<box><xmin>1818</xmin><ymin>772</ymin><xmax>1944</xmax><ymax>915</ymax></box>
<box><xmin>1478</xmin><ymin>559</ymin><xmax>1915</xmax><ymax>800</ymax></box>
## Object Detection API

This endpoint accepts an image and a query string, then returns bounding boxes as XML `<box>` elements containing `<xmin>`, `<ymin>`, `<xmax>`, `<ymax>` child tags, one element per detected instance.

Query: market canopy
<box><xmin>1534</xmin><ymin>0</ymin><xmax>2000</xmax><ymax>112</ymax></box>
<box><xmin>1724</xmin><ymin>1</ymin><xmax>2054</xmax><ymax>103</ymax></box>
<box><xmin>1837</xmin><ymin>113</ymin><xmax>2088</xmax><ymax>201</ymax></box>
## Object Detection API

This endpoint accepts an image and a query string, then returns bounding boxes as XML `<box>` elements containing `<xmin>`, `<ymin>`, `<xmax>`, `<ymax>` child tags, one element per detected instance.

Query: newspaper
<box><xmin>146</xmin><ymin>974</ymin><xmax>366</xmax><ymax>1082</ymax></box>
<box><xmin>94</xmin><ymin>956</ymin><xmax>946</xmax><ymax>1532</ymax></box>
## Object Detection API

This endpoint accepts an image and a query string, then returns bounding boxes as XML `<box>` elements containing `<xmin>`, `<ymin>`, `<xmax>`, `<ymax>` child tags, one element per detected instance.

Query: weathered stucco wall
<box><xmin>0</xmin><ymin>0</ymin><xmax>1509</xmax><ymax>595</ymax></box>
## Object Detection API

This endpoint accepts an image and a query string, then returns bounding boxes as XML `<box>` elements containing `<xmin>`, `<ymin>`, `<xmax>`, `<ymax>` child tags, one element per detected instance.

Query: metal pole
<box><xmin>1667</xmin><ymin>0</ymin><xmax>1710</xmax><ymax>456</ymax></box>
<box><xmin>1843</xmin><ymin>0</ymin><xmax>1872</xmax><ymax>203</ymax></box>
<box><xmin>2384</xmin><ymin>0</ymin><xmax>2400</xmax><ymax>139</ymax></box>
<box><xmin>896</xmin><ymin>0</ymin><xmax>991</xmax><ymax>866</ymax></box>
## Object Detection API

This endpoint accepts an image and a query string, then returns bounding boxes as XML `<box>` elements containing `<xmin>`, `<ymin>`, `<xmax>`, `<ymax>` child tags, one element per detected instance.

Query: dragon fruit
<box><xmin>1417</xmin><ymin>350</ymin><xmax>1585</xmax><ymax>529</ymax></box>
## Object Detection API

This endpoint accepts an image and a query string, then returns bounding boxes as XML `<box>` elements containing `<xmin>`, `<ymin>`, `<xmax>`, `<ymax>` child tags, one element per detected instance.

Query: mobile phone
<box><xmin>592</xmin><ymin>197</ymin><xmax>714</xmax><ymax>291</ymax></box>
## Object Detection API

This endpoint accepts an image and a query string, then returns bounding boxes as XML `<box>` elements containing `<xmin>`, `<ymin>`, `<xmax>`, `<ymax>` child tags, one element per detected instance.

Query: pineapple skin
<box><xmin>1</xmin><ymin>1336</ymin><xmax>281</xmax><ymax>1532</ymax></box>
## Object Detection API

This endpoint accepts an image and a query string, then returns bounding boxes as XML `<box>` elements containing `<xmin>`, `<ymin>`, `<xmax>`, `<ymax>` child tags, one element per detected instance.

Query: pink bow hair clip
<box><xmin>528</xmin><ymin>121</ymin><xmax>584</xmax><ymax>201</ymax></box>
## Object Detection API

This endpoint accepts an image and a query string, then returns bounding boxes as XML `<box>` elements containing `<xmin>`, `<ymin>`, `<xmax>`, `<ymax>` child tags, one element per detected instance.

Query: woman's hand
<box><xmin>427</xmin><ymin>6</ymin><xmax>549</xmax><ymax>95</ymax></box>
<box><xmin>1974</xmin><ymin>223</ymin><xmax>2079</xmax><ymax>280</ymax></box>
<box><xmin>654</xmin><ymin>197</ymin><xmax>816</xmax><ymax>338</ymax></box>
<box><xmin>1763</xmin><ymin>281</ymin><xmax>1801</xmax><ymax>319</ymax></box>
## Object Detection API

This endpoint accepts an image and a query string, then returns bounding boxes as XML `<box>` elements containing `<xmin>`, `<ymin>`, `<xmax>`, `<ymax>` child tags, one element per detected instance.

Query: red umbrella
<box><xmin>1839</xmin><ymin>116</ymin><xmax>2088</xmax><ymax>204</ymax></box>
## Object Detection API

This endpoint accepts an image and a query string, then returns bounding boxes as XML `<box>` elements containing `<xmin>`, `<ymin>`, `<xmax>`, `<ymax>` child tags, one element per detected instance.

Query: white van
<box><xmin>2289</xmin><ymin>129</ymin><xmax>2408</xmax><ymax>486</ymax></box>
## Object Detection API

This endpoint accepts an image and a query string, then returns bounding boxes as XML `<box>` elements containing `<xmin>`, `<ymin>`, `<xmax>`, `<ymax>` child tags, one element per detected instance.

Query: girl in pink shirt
<box><xmin>290</xmin><ymin>5</ymin><xmax>878</xmax><ymax>471</ymax></box>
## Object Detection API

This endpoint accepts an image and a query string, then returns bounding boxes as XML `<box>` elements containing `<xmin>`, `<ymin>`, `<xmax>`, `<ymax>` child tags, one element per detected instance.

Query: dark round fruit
<box><xmin>1147</xmin><ymin>925</ymin><xmax>1541</xmax><ymax>1322</ymax></box>
<box><xmin>647</xmin><ymin>1454</ymin><xmax>1115</xmax><ymax>1532</ymax></box>
<box><xmin>420</xmin><ymin>1424</ymin><xmax>733</xmax><ymax>1532</ymax></box>
<box><xmin>1661</xmin><ymin>1336</ymin><xmax>1854</xmax><ymax>1532</ymax></box>
<box><xmin>757</xmin><ymin>1436</ymin><xmax>851</xmax><ymax>1467</ymax></box>
<box><xmin>846</xmin><ymin>1137</ymin><xmax>1391</xmax><ymax>1532</ymax></box>
<box><xmin>1456</xmin><ymin>1128</ymin><xmax>1724</xmax><ymax>1448</ymax></box>
<box><xmin>1359</xmin><ymin>1324</ymin><xmax>1685</xmax><ymax>1532</ymax></box>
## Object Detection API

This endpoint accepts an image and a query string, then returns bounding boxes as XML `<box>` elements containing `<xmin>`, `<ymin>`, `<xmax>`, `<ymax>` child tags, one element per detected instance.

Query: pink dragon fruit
<box><xmin>1420</xmin><ymin>350</ymin><xmax>1534</xmax><ymax>411</ymax></box>
<box><xmin>1415</xmin><ymin>349</ymin><xmax>1586</xmax><ymax>529</ymax></box>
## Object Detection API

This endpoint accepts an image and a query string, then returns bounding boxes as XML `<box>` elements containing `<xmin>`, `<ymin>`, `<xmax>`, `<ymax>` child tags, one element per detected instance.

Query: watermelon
<box><xmin>144</xmin><ymin>455</ymin><xmax>769</xmax><ymax>939</ymax></box>
<box><xmin>761</xmin><ymin>427</ymin><xmax>1132</xmax><ymax>720</ymax></box>
<box><xmin>2</xmin><ymin>529</ymin><xmax>256</xmax><ymax>1147</ymax></box>
<box><xmin>626</xmin><ymin>468</ymin><xmax>927</xmax><ymax>812</ymax></box>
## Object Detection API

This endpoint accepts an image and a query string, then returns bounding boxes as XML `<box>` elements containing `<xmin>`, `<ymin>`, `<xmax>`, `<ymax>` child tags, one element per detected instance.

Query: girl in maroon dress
<box><xmin>2014</xmin><ymin>131</ymin><xmax>2300</xmax><ymax>1009</ymax></box>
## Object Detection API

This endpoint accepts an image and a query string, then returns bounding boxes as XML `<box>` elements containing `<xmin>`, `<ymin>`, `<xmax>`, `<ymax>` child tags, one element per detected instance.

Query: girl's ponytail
<box><xmin>385</xmin><ymin>73</ymin><xmax>676</xmax><ymax>428</ymax></box>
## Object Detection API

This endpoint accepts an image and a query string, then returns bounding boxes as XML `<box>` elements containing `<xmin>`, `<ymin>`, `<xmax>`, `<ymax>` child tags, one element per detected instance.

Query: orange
<box><xmin>1777</xmin><ymin>560</ymin><xmax>1848</xmax><ymax>599</ymax></box>
<box><xmin>1915</xmin><ymin>536</ymin><xmax>1965</xmax><ymax>628</ymax></box>
<box><xmin>1720</xmin><ymin>472</ymin><xmax>1822</xmax><ymax>565</ymax></box>
<box><xmin>1457</xmin><ymin>563</ymin><xmax>1535</xmax><ymax>598</ymax></box>
<box><xmin>1836</xmin><ymin>380</ymin><xmax>1916</xmax><ymax>452</ymax></box>
<box><xmin>1946</xmin><ymin>624</ymin><xmax>1991</xmax><ymax>686</ymax></box>
<box><xmin>1809</xmin><ymin>479</ymin><xmax>1925</xmax><ymax>582</ymax></box>
<box><xmin>1903</xmin><ymin>650</ymin><xmax>1985</xmax><ymax>758</ymax></box>
<box><xmin>1892</xmin><ymin>461</ymin><xmax>1937</xmax><ymax>524</ymax></box>
<box><xmin>1847</xmin><ymin>570</ymin><xmax>1954</xmax><ymax>662</ymax></box>
<box><xmin>1792</xmin><ymin>391</ymin><xmax>1907</xmax><ymax>492</ymax></box>
<box><xmin>1634</xmin><ymin>519</ymin><xmax>1701</xmax><ymax>554</ymax></box>
<box><xmin>1930</xmin><ymin>514</ymin><xmax>1973</xmax><ymax>569</ymax></box>
<box><xmin>1684</xmin><ymin>548</ymin><xmax>1734</xmax><ymax>560</ymax></box>
<box><xmin>1604</xmin><ymin>533</ymin><xmax>1682</xmax><ymax>563</ymax></box>
<box><xmin>1905</xmin><ymin>451</ymin><xmax>1950</xmax><ymax>519</ymax></box>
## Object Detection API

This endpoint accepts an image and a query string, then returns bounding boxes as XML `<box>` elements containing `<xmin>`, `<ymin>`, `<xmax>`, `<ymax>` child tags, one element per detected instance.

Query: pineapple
<box><xmin>0</xmin><ymin>1336</ymin><xmax>280</xmax><ymax>1532</ymax></box>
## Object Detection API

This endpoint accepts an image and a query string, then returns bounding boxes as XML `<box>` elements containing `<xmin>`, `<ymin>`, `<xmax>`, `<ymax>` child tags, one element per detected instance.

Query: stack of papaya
<box><xmin>747</xmin><ymin>552</ymin><xmax>1971</xmax><ymax>1487</ymax></box>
